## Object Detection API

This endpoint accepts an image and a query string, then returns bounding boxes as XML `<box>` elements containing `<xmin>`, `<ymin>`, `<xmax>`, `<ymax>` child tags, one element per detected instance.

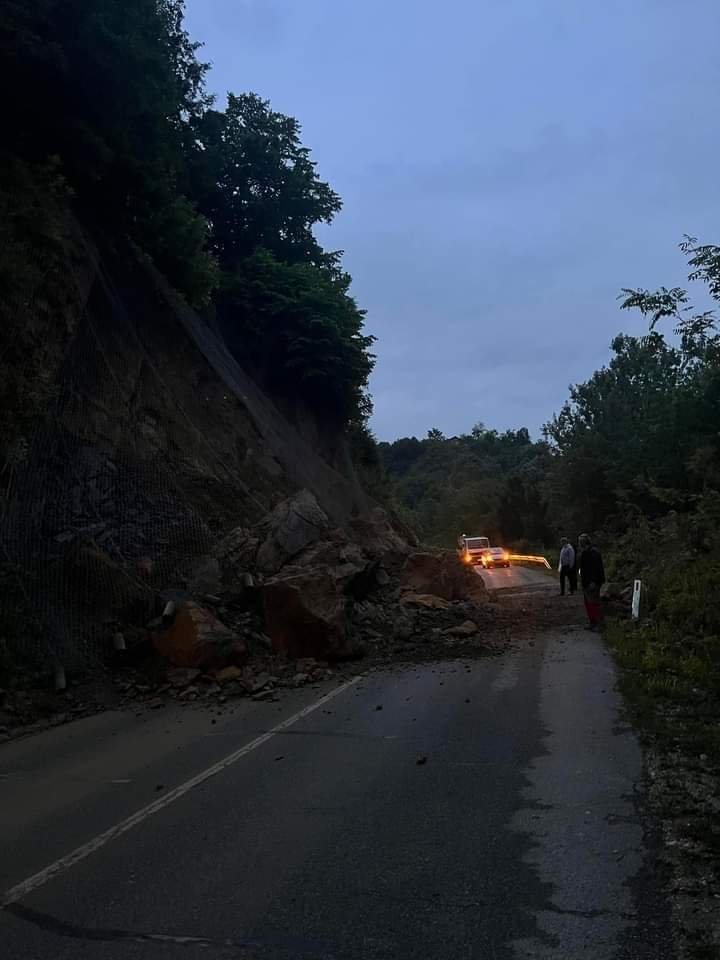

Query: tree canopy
<box><xmin>545</xmin><ymin>237</ymin><xmax>720</xmax><ymax>536</ymax></box>
<box><xmin>379</xmin><ymin>425</ymin><xmax>553</xmax><ymax>548</ymax></box>
<box><xmin>2</xmin><ymin>0</ymin><xmax>374</xmax><ymax>425</ymax></box>
<box><xmin>381</xmin><ymin>238</ymin><xmax>720</xmax><ymax>553</ymax></box>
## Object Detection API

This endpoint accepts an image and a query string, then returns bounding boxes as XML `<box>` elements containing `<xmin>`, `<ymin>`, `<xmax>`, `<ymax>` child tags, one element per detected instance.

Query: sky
<box><xmin>185</xmin><ymin>0</ymin><xmax>720</xmax><ymax>441</ymax></box>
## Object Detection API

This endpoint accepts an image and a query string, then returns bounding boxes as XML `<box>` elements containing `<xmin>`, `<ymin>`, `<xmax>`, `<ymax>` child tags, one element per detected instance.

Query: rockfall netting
<box><xmin>0</xmin><ymin>257</ymin><xmax>287</xmax><ymax>672</ymax></box>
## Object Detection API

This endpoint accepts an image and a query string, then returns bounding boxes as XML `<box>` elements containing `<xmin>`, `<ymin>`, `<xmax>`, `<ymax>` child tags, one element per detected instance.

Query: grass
<box><xmin>604</xmin><ymin>559</ymin><xmax>720</xmax><ymax>959</ymax></box>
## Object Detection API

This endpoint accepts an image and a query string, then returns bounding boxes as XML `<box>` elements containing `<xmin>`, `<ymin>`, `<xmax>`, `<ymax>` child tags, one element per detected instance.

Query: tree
<box><xmin>544</xmin><ymin>237</ymin><xmax>720</xmax><ymax>533</ymax></box>
<box><xmin>190</xmin><ymin>93</ymin><xmax>342</xmax><ymax>269</ymax></box>
<box><xmin>2</xmin><ymin>0</ymin><xmax>217</xmax><ymax>304</ymax></box>
<box><xmin>188</xmin><ymin>91</ymin><xmax>375</xmax><ymax>423</ymax></box>
<box><xmin>1</xmin><ymin>2</ymin><xmax>374</xmax><ymax>420</ymax></box>
<box><xmin>380</xmin><ymin>426</ymin><xmax>551</xmax><ymax>546</ymax></box>
<box><xmin>220</xmin><ymin>249</ymin><xmax>374</xmax><ymax>424</ymax></box>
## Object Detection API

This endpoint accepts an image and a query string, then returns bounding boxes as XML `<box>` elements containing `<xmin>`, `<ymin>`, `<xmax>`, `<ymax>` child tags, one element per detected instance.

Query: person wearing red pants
<box><xmin>578</xmin><ymin>533</ymin><xmax>605</xmax><ymax>629</ymax></box>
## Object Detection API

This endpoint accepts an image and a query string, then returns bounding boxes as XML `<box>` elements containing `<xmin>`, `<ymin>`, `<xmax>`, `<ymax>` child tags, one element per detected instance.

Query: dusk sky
<box><xmin>185</xmin><ymin>0</ymin><xmax>720</xmax><ymax>441</ymax></box>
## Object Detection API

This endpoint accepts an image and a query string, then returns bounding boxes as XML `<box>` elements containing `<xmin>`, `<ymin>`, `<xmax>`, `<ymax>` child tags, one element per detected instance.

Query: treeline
<box><xmin>1</xmin><ymin>0</ymin><xmax>373</xmax><ymax>425</ymax></box>
<box><xmin>546</xmin><ymin>239</ymin><xmax>720</xmax><ymax>540</ymax></box>
<box><xmin>381</xmin><ymin>238</ymin><xmax>720</xmax><ymax>694</ymax></box>
<box><xmin>379</xmin><ymin>427</ymin><xmax>553</xmax><ymax>549</ymax></box>
<box><xmin>381</xmin><ymin>238</ymin><xmax>720</xmax><ymax>558</ymax></box>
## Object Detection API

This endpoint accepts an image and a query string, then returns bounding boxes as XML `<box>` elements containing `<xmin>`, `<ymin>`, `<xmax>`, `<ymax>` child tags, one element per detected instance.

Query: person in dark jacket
<box><xmin>578</xmin><ymin>533</ymin><xmax>605</xmax><ymax>628</ymax></box>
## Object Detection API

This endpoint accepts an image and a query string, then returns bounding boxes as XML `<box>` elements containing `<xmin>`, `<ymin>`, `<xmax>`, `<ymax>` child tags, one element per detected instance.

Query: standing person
<box><xmin>569</xmin><ymin>537</ymin><xmax>579</xmax><ymax>595</ymax></box>
<box><xmin>558</xmin><ymin>537</ymin><xmax>576</xmax><ymax>596</ymax></box>
<box><xmin>578</xmin><ymin>533</ymin><xmax>605</xmax><ymax>628</ymax></box>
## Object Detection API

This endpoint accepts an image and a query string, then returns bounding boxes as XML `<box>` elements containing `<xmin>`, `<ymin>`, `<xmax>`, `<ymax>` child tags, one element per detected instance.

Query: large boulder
<box><xmin>400</xmin><ymin>551</ymin><xmax>487</xmax><ymax>603</ymax></box>
<box><xmin>216</xmin><ymin>490</ymin><xmax>332</xmax><ymax>580</ymax></box>
<box><xmin>261</xmin><ymin>568</ymin><xmax>357</xmax><ymax>660</ymax></box>
<box><xmin>255</xmin><ymin>490</ymin><xmax>332</xmax><ymax>574</ymax></box>
<box><xmin>260</xmin><ymin>536</ymin><xmax>375</xmax><ymax>660</ymax></box>
<box><xmin>152</xmin><ymin>602</ymin><xmax>246</xmax><ymax>669</ymax></box>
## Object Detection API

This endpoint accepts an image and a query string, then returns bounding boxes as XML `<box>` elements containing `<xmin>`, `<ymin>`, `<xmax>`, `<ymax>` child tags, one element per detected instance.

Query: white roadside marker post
<box><xmin>631</xmin><ymin>579</ymin><xmax>642</xmax><ymax>620</ymax></box>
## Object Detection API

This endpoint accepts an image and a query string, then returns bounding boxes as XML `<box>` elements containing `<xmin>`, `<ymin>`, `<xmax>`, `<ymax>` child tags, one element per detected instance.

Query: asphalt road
<box><xmin>476</xmin><ymin>562</ymin><xmax>555</xmax><ymax>593</ymax></box>
<box><xmin>1</xmin><ymin>601</ymin><xmax>673</xmax><ymax>959</ymax></box>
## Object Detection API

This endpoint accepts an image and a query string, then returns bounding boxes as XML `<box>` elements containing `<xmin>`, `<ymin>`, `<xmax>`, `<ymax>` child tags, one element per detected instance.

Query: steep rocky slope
<box><xmin>0</xmin><ymin>226</ymin><xmax>375</xmax><ymax>672</ymax></box>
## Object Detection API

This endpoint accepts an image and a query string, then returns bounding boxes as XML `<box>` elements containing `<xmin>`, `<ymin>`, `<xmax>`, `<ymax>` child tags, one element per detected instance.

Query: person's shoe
<box><xmin>584</xmin><ymin>623</ymin><xmax>596</xmax><ymax>631</ymax></box>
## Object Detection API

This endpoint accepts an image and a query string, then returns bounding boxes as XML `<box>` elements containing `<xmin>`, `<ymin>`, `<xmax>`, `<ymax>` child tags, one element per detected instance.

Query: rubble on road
<box><xmin>167</xmin><ymin>667</ymin><xmax>201</xmax><ymax>688</ymax></box>
<box><xmin>1</xmin><ymin>490</ymin><xmax>517</xmax><ymax>737</ymax></box>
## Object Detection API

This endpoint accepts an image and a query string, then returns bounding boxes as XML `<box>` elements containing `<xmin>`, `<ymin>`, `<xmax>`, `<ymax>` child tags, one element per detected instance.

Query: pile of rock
<box><xmin>113</xmin><ymin>655</ymin><xmax>336</xmax><ymax>710</ymax></box>
<box><xmin>139</xmin><ymin>489</ymin><xmax>493</xmax><ymax>686</ymax></box>
<box><xmin>1</xmin><ymin>491</ymin><xmax>499</xmax><ymax>733</ymax></box>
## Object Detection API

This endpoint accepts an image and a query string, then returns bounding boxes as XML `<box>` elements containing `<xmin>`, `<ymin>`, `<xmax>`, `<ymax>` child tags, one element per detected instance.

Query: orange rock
<box><xmin>153</xmin><ymin>602</ymin><xmax>246</xmax><ymax>669</ymax></box>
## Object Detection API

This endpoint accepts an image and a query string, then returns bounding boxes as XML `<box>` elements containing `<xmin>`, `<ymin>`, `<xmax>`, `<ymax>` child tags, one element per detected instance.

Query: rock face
<box><xmin>400</xmin><ymin>551</ymin><xmax>487</xmax><ymax>603</ymax></box>
<box><xmin>255</xmin><ymin>490</ymin><xmax>333</xmax><ymax>574</ymax></box>
<box><xmin>152</xmin><ymin>602</ymin><xmax>246</xmax><ymax>669</ymax></box>
<box><xmin>349</xmin><ymin>507</ymin><xmax>416</xmax><ymax>568</ymax></box>
<box><xmin>1</xmin><ymin>224</ymin><xmax>374</xmax><ymax>671</ymax></box>
<box><xmin>216</xmin><ymin>490</ymin><xmax>334</xmax><ymax>580</ymax></box>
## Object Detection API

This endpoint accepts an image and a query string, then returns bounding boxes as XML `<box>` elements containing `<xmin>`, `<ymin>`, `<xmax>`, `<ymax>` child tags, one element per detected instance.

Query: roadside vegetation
<box><xmin>380</xmin><ymin>240</ymin><xmax>720</xmax><ymax>957</ymax></box>
<box><xmin>382</xmin><ymin>237</ymin><xmax>720</xmax><ymax>716</ymax></box>
<box><xmin>1</xmin><ymin>0</ymin><xmax>374</xmax><ymax>433</ymax></box>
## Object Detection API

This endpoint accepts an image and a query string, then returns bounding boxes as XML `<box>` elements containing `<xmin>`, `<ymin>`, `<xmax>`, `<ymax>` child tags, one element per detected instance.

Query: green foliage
<box><xmin>543</xmin><ymin>332</ymin><xmax>687</xmax><ymax>532</ymax></box>
<box><xmin>3</xmin><ymin>0</ymin><xmax>215</xmax><ymax>305</ymax></box>
<box><xmin>380</xmin><ymin>425</ymin><xmax>553</xmax><ymax>547</ymax></box>
<box><xmin>593</xmin><ymin>235</ymin><xmax>720</xmax><ymax>705</ymax></box>
<box><xmin>220</xmin><ymin>249</ymin><xmax>375</xmax><ymax>424</ymax></box>
<box><xmin>545</xmin><ymin>238</ymin><xmax>720</xmax><ymax>535</ymax></box>
<box><xmin>190</xmin><ymin>93</ymin><xmax>342</xmax><ymax>269</ymax></box>
<box><xmin>2</xmin><ymin>0</ymin><xmax>374</xmax><ymax>422</ymax></box>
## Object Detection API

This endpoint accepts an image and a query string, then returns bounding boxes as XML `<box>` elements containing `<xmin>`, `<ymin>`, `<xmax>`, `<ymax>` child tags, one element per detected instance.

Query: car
<box><xmin>457</xmin><ymin>535</ymin><xmax>511</xmax><ymax>568</ymax></box>
<box><xmin>480</xmin><ymin>545</ymin><xmax>511</xmax><ymax>569</ymax></box>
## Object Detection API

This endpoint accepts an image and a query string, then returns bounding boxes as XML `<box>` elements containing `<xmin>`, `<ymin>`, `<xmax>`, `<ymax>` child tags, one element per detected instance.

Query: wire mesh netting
<box><xmin>0</xmin><ymin>247</ymin><xmax>292</xmax><ymax>672</ymax></box>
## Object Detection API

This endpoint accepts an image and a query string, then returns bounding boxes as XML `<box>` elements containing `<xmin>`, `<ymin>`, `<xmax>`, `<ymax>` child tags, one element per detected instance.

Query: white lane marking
<box><xmin>1</xmin><ymin>677</ymin><xmax>362</xmax><ymax>908</ymax></box>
